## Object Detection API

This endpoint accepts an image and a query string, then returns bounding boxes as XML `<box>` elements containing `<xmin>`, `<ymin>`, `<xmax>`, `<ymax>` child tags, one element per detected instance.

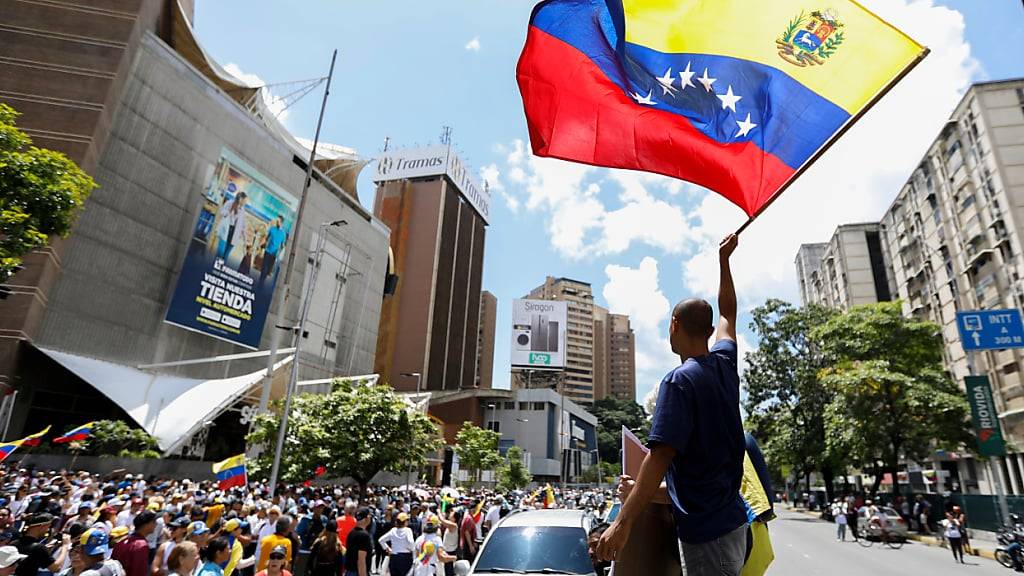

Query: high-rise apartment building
<box><xmin>878</xmin><ymin>79</ymin><xmax>1024</xmax><ymax>495</ymax></box>
<box><xmin>476</xmin><ymin>291</ymin><xmax>497</xmax><ymax>389</ymax></box>
<box><xmin>372</xmin><ymin>146</ymin><xmax>491</xmax><ymax>392</ymax></box>
<box><xmin>796</xmin><ymin>79</ymin><xmax>1024</xmax><ymax>496</ymax></box>
<box><xmin>795</xmin><ymin>223</ymin><xmax>895</xmax><ymax>309</ymax></box>
<box><xmin>592</xmin><ymin>305</ymin><xmax>609</xmax><ymax>401</ymax></box>
<box><xmin>607</xmin><ymin>314</ymin><xmax>637</xmax><ymax>401</ymax></box>
<box><xmin>526</xmin><ymin>277</ymin><xmax>596</xmax><ymax>404</ymax></box>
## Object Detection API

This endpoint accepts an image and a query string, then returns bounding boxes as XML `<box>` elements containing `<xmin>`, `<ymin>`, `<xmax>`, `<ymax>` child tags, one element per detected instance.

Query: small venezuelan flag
<box><xmin>0</xmin><ymin>441</ymin><xmax>21</xmax><ymax>463</ymax></box>
<box><xmin>517</xmin><ymin>0</ymin><xmax>927</xmax><ymax>219</ymax></box>
<box><xmin>16</xmin><ymin>426</ymin><xmax>51</xmax><ymax>448</ymax></box>
<box><xmin>54</xmin><ymin>422</ymin><xmax>96</xmax><ymax>444</ymax></box>
<box><xmin>212</xmin><ymin>454</ymin><xmax>247</xmax><ymax>490</ymax></box>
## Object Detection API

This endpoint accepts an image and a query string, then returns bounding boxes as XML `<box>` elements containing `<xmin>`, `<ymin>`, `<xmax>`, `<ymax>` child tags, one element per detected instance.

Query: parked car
<box><xmin>454</xmin><ymin>509</ymin><xmax>600</xmax><ymax>575</ymax></box>
<box><xmin>857</xmin><ymin>506</ymin><xmax>910</xmax><ymax>538</ymax></box>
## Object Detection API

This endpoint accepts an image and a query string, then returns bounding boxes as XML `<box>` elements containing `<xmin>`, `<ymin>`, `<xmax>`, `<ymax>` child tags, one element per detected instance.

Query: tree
<box><xmin>46</xmin><ymin>420</ymin><xmax>160</xmax><ymax>458</ymax></box>
<box><xmin>247</xmin><ymin>379</ymin><xmax>441</xmax><ymax>493</ymax></box>
<box><xmin>590</xmin><ymin>397</ymin><xmax>648</xmax><ymax>465</ymax></box>
<box><xmin>496</xmin><ymin>445</ymin><xmax>532</xmax><ymax>490</ymax></box>
<box><xmin>814</xmin><ymin>302</ymin><xmax>972</xmax><ymax>497</ymax></box>
<box><xmin>0</xmin><ymin>104</ymin><xmax>96</xmax><ymax>281</ymax></box>
<box><xmin>743</xmin><ymin>299</ymin><xmax>841</xmax><ymax>500</ymax></box>
<box><xmin>454</xmin><ymin>423</ymin><xmax>502</xmax><ymax>486</ymax></box>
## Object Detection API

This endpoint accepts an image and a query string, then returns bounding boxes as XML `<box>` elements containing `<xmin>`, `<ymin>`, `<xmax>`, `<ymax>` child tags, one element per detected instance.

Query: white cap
<box><xmin>0</xmin><ymin>546</ymin><xmax>27</xmax><ymax>569</ymax></box>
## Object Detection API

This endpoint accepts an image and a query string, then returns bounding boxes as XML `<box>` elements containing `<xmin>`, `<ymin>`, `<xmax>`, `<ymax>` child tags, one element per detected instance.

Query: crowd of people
<box><xmin>0</xmin><ymin>465</ymin><xmax>618</xmax><ymax>576</ymax></box>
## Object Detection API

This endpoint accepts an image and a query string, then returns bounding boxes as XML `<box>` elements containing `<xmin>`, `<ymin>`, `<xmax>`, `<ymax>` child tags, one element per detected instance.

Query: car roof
<box><xmin>498</xmin><ymin>509</ymin><xmax>589</xmax><ymax>529</ymax></box>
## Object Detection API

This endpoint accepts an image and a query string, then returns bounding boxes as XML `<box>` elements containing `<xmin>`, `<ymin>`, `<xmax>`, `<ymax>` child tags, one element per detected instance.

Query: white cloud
<box><xmin>499</xmin><ymin>140</ymin><xmax>698</xmax><ymax>258</ymax></box>
<box><xmin>680</xmin><ymin>0</ymin><xmax>978</xmax><ymax>308</ymax></box>
<box><xmin>480</xmin><ymin>163</ymin><xmax>519</xmax><ymax>212</ymax></box>
<box><xmin>223</xmin><ymin>62</ymin><xmax>291</xmax><ymax>124</ymax></box>
<box><xmin>465</xmin><ymin>37</ymin><xmax>481</xmax><ymax>51</ymax></box>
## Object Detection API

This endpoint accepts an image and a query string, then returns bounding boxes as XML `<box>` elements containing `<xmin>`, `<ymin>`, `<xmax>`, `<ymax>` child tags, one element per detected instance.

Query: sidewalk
<box><xmin>786</xmin><ymin>505</ymin><xmax>1000</xmax><ymax>561</ymax></box>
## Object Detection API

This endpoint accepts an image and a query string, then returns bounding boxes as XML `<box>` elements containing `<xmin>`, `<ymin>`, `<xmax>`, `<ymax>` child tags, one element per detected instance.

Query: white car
<box><xmin>454</xmin><ymin>509</ymin><xmax>601</xmax><ymax>575</ymax></box>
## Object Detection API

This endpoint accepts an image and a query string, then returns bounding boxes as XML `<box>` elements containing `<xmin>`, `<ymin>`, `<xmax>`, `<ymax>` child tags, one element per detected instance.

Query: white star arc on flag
<box><xmin>736</xmin><ymin>113</ymin><xmax>757</xmax><ymax>138</ymax></box>
<box><xmin>631</xmin><ymin>90</ymin><xmax>656</xmax><ymax>105</ymax></box>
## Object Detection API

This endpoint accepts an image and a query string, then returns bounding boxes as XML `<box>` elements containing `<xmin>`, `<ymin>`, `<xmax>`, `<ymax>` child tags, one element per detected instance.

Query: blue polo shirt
<box><xmin>264</xmin><ymin>226</ymin><xmax>287</xmax><ymax>256</ymax></box>
<box><xmin>648</xmin><ymin>338</ymin><xmax>747</xmax><ymax>543</ymax></box>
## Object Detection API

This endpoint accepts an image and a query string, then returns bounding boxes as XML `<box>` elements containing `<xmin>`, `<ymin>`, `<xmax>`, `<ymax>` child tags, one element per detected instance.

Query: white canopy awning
<box><xmin>37</xmin><ymin>347</ymin><xmax>292</xmax><ymax>454</ymax></box>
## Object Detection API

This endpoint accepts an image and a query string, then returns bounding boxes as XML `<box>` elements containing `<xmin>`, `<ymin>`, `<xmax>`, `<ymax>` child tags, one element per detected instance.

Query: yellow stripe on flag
<box><xmin>621</xmin><ymin>0</ymin><xmax>924</xmax><ymax>114</ymax></box>
<box><xmin>21</xmin><ymin>426</ymin><xmax>51</xmax><ymax>442</ymax></box>
<box><xmin>212</xmin><ymin>453</ymin><xmax>246</xmax><ymax>474</ymax></box>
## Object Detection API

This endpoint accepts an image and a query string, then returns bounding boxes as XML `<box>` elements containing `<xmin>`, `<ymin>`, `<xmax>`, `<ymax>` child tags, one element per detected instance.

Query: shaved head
<box><xmin>672</xmin><ymin>299</ymin><xmax>713</xmax><ymax>339</ymax></box>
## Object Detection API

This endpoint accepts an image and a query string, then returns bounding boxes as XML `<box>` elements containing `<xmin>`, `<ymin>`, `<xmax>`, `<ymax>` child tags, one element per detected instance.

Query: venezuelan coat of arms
<box><xmin>777</xmin><ymin>8</ymin><xmax>845</xmax><ymax>67</ymax></box>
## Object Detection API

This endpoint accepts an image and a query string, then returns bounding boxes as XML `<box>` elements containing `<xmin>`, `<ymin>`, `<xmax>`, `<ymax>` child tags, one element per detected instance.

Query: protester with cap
<box><xmin>412</xmin><ymin>515</ymin><xmax>455</xmax><ymax>576</ymax></box>
<box><xmin>377</xmin><ymin>511</ymin><xmax>413</xmax><ymax>576</ymax></box>
<box><xmin>115</xmin><ymin>500</ymin><xmax>143</xmax><ymax>531</ymax></box>
<box><xmin>77</xmin><ymin>529</ymin><xmax>125</xmax><ymax>576</ymax></box>
<box><xmin>186</xmin><ymin>522</ymin><xmax>211</xmax><ymax>548</ymax></box>
<box><xmin>342</xmin><ymin>509</ymin><xmax>372</xmax><ymax>576</ymax></box>
<box><xmin>112</xmin><ymin>511</ymin><xmax>154</xmax><ymax>576</ymax></box>
<box><xmin>151</xmin><ymin>518</ymin><xmax>187</xmax><ymax>576</ymax></box>
<box><xmin>254</xmin><ymin>546</ymin><xmax>289</xmax><ymax>576</ymax></box>
<box><xmin>255</xmin><ymin>517</ymin><xmax>291</xmax><ymax>572</ymax></box>
<box><xmin>0</xmin><ymin>546</ymin><xmax>26</xmax><ymax>576</ymax></box>
<box><xmin>220</xmin><ymin>518</ymin><xmax>254</xmax><ymax>576</ymax></box>
<box><xmin>13</xmin><ymin>513</ymin><xmax>71</xmax><ymax>576</ymax></box>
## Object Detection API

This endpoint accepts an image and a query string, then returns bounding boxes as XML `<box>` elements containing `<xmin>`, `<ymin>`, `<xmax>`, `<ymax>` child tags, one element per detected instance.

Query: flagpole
<box><xmin>734</xmin><ymin>47</ymin><xmax>930</xmax><ymax>236</ymax></box>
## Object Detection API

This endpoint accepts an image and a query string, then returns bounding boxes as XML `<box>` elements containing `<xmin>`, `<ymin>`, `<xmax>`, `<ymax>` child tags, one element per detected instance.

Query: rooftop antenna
<box><xmin>382</xmin><ymin>136</ymin><xmax>390</xmax><ymax>152</ymax></box>
<box><xmin>441</xmin><ymin>125</ymin><xmax>453</xmax><ymax>146</ymax></box>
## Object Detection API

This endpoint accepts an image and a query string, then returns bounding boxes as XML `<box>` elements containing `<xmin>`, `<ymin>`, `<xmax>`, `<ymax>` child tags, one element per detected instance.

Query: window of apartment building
<box><xmin>1016</xmin><ymin>88</ymin><xmax>1024</xmax><ymax>116</ymax></box>
<box><xmin>1004</xmin><ymin>362</ymin><xmax>1019</xmax><ymax>375</ymax></box>
<box><xmin>487</xmin><ymin>421</ymin><xmax>500</xmax><ymax>433</ymax></box>
<box><xmin>504</xmin><ymin>402</ymin><xmax>515</xmax><ymax>410</ymax></box>
<box><xmin>533</xmin><ymin>402</ymin><xmax>547</xmax><ymax>410</ymax></box>
<box><xmin>519</xmin><ymin>402</ymin><xmax>530</xmax><ymax>410</ymax></box>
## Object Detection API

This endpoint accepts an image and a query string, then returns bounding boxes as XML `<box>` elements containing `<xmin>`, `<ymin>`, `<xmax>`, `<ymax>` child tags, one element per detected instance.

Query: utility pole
<box><xmin>263</xmin><ymin>50</ymin><xmax>337</xmax><ymax>497</ymax></box>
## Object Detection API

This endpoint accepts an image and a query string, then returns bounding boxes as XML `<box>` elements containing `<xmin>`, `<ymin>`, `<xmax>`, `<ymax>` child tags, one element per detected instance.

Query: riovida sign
<box><xmin>966</xmin><ymin>375</ymin><xmax>1006</xmax><ymax>457</ymax></box>
<box><xmin>374</xmin><ymin>144</ymin><xmax>491</xmax><ymax>224</ymax></box>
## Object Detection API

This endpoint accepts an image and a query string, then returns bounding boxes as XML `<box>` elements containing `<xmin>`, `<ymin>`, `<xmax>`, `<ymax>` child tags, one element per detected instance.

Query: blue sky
<box><xmin>195</xmin><ymin>0</ymin><xmax>1024</xmax><ymax>406</ymax></box>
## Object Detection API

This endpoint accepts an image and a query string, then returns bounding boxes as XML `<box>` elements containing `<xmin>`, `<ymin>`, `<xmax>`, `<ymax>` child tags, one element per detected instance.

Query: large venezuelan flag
<box><xmin>0</xmin><ymin>442</ymin><xmax>20</xmax><ymax>463</ymax></box>
<box><xmin>17</xmin><ymin>426</ymin><xmax>51</xmax><ymax>447</ymax></box>
<box><xmin>213</xmin><ymin>454</ymin><xmax>247</xmax><ymax>490</ymax></box>
<box><xmin>517</xmin><ymin>0</ymin><xmax>926</xmax><ymax>217</ymax></box>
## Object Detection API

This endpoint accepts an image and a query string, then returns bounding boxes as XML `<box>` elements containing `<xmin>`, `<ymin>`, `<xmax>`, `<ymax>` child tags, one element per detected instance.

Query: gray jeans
<box><xmin>680</xmin><ymin>524</ymin><xmax>749</xmax><ymax>576</ymax></box>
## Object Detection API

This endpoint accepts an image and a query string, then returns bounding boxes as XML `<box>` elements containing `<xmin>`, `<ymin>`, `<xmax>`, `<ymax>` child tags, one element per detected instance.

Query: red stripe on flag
<box><xmin>517</xmin><ymin>26</ymin><xmax>794</xmax><ymax>216</ymax></box>
<box><xmin>218</xmin><ymin>474</ymin><xmax>246</xmax><ymax>490</ymax></box>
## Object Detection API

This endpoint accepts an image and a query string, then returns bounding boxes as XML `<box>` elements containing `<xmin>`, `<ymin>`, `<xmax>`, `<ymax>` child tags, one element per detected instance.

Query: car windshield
<box><xmin>474</xmin><ymin>526</ymin><xmax>594</xmax><ymax>574</ymax></box>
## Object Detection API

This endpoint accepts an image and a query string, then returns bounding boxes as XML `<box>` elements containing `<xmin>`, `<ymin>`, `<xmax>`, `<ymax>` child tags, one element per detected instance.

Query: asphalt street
<box><xmin>768</xmin><ymin>508</ymin><xmax>1009</xmax><ymax>575</ymax></box>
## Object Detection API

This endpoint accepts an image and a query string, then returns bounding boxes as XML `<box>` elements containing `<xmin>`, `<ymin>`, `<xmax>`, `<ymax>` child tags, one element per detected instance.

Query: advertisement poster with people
<box><xmin>165</xmin><ymin>149</ymin><xmax>298</xmax><ymax>348</ymax></box>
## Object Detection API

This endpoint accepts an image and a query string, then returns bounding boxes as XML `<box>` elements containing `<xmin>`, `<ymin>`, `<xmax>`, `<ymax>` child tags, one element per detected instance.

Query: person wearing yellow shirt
<box><xmin>257</xmin><ymin>517</ymin><xmax>292</xmax><ymax>572</ymax></box>
<box><xmin>221</xmin><ymin>519</ymin><xmax>255</xmax><ymax>576</ymax></box>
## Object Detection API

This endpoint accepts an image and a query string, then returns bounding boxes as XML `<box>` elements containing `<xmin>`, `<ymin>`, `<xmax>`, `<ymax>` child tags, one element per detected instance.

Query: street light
<box><xmin>401</xmin><ymin>372</ymin><xmax>422</xmax><ymax>393</ymax></box>
<box><xmin>487</xmin><ymin>403</ymin><xmax>497</xmax><ymax>433</ymax></box>
<box><xmin>268</xmin><ymin>219</ymin><xmax>346</xmax><ymax>496</ymax></box>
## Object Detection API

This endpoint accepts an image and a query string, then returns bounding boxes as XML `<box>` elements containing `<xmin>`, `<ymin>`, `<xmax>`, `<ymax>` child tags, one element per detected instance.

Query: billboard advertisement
<box><xmin>165</xmin><ymin>149</ymin><xmax>298</xmax><ymax>349</ymax></box>
<box><xmin>373</xmin><ymin>145</ymin><xmax>490</xmax><ymax>224</ymax></box>
<box><xmin>511</xmin><ymin>299</ymin><xmax>567</xmax><ymax>370</ymax></box>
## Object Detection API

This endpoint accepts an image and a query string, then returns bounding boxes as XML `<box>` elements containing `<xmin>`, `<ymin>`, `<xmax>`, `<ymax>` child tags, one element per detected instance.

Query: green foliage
<box><xmin>454</xmin><ymin>423</ymin><xmax>502</xmax><ymax>486</ymax></box>
<box><xmin>590</xmin><ymin>397</ymin><xmax>648</xmax><ymax>465</ymax></box>
<box><xmin>0</xmin><ymin>104</ymin><xmax>96</xmax><ymax>280</ymax></box>
<box><xmin>743</xmin><ymin>299</ymin><xmax>839</xmax><ymax>494</ymax></box>
<box><xmin>817</xmin><ymin>31</ymin><xmax>845</xmax><ymax>58</ymax></box>
<box><xmin>781</xmin><ymin>11</ymin><xmax>807</xmax><ymax>42</ymax></box>
<box><xmin>496</xmin><ymin>446</ymin><xmax>532</xmax><ymax>491</ymax></box>
<box><xmin>814</xmin><ymin>303</ymin><xmax>971</xmax><ymax>495</ymax></box>
<box><xmin>246</xmin><ymin>379</ymin><xmax>442</xmax><ymax>489</ymax></box>
<box><xmin>46</xmin><ymin>420</ymin><xmax>160</xmax><ymax>458</ymax></box>
<box><xmin>578</xmin><ymin>460</ymin><xmax>620</xmax><ymax>485</ymax></box>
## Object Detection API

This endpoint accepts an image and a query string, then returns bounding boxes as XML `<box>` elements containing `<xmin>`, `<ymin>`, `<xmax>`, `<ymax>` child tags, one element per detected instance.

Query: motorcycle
<box><xmin>995</xmin><ymin>514</ymin><xmax>1024</xmax><ymax>571</ymax></box>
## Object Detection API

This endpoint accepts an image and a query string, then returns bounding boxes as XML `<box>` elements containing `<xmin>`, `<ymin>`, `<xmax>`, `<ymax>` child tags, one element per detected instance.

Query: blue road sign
<box><xmin>956</xmin><ymin>309</ymin><xmax>1024</xmax><ymax>351</ymax></box>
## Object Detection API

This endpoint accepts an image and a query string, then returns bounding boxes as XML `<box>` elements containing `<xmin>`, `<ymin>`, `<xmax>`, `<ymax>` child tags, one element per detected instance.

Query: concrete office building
<box><xmin>476</xmin><ymin>291</ymin><xmax>497</xmax><ymax>389</ymax></box>
<box><xmin>592</xmin><ymin>305</ymin><xmax>609</xmax><ymax>401</ymax></box>
<box><xmin>795</xmin><ymin>223</ymin><xmax>895</xmax><ymax>309</ymax></box>
<box><xmin>372</xmin><ymin>145</ymin><xmax>490</xmax><ymax>393</ymax></box>
<box><xmin>592</xmin><ymin>306</ymin><xmax>637</xmax><ymax>402</ymax></box>
<box><xmin>526</xmin><ymin>277</ymin><xmax>596</xmax><ymax>404</ymax></box>
<box><xmin>607</xmin><ymin>313</ymin><xmax>637</xmax><ymax>401</ymax></box>
<box><xmin>879</xmin><ymin>79</ymin><xmax>1024</xmax><ymax>496</ymax></box>
<box><xmin>0</xmin><ymin>0</ymin><xmax>389</xmax><ymax>460</ymax></box>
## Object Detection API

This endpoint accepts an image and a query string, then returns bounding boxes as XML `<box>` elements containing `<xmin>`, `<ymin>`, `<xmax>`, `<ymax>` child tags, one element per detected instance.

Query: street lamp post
<box><xmin>268</xmin><ymin>219</ymin><xmax>346</xmax><ymax>496</ymax></box>
<box><xmin>400</xmin><ymin>372</ymin><xmax>423</xmax><ymax>492</ymax></box>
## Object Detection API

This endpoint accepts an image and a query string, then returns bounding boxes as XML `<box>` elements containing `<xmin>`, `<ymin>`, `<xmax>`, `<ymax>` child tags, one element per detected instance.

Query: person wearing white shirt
<box><xmin>412</xmin><ymin>516</ymin><xmax>455</xmax><ymax>576</ymax></box>
<box><xmin>379</xmin><ymin>513</ymin><xmax>415</xmax><ymax>576</ymax></box>
<box><xmin>482</xmin><ymin>503</ymin><xmax>501</xmax><ymax>536</ymax></box>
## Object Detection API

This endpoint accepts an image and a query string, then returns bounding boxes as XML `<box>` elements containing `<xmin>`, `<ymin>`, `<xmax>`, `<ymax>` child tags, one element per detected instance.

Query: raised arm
<box><xmin>716</xmin><ymin>233</ymin><xmax>738</xmax><ymax>342</ymax></box>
